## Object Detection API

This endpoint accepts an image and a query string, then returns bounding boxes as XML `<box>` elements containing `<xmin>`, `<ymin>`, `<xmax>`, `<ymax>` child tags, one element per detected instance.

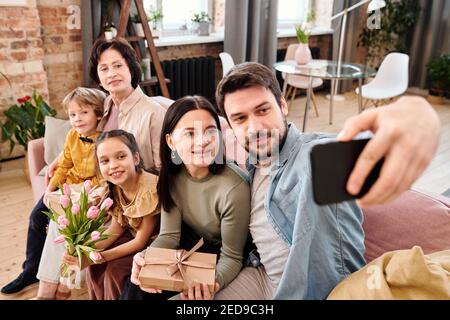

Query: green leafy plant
<box><xmin>358</xmin><ymin>0</ymin><xmax>420</xmax><ymax>68</ymax></box>
<box><xmin>294</xmin><ymin>9</ymin><xmax>315</xmax><ymax>45</ymax></box>
<box><xmin>148</xmin><ymin>8</ymin><xmax>163</xmax><ymax>23</ymax></box>
<box><xmin>1</xmin><ymin>91</ymin><xmax>56</xmax><ymax>153</ymax></box>
<box><xmin>147</xmin><ymin>8</ymin><xmax>163</xmax><ymax>30</ymax></box>
<box><xmin>191</xmin><ymin>11</ymin><xmax>211</xmax><ymax>23</ymax></box>
<box><xmin>295</xmin><ymin>25</ymin><xmax>310</xmax><ymax>44</ymax></box>
<box><xmin>306</xmin><ymin>9</ymin><xmax>316</xmax><ymax>25</ymax></box>
<box><xmin>104</xmin><ymin>21</ymin><xmax>115</xmax><ymax>32</ymax></box>
<box><xmin>427</xmin><ymin>53</ymin><xmax>450</xmax><ymax>96</ymax></box>
<box><xmin>140</xmin><ymin>60</ymin><xmax>148</xmax><ymax>72</ymax></box>
<box><xmin>131</xmin><ymin>13</ymin><xmax>142</xmax><ymax>23</ymax></box>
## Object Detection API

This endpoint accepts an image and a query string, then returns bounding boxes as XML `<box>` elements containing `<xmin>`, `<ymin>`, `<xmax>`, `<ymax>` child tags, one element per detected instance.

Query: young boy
<box><xmin>1</xmin><ymin>87</ymin><xmax>106</xmax><ymax>295</ymax></box>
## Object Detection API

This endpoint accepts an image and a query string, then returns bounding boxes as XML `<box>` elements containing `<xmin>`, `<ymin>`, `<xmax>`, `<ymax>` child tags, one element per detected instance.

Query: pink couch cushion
<box><xmin>362</xmin><ymin>189</ymin><xmax>450</xmax><ymax>262</ymax></box>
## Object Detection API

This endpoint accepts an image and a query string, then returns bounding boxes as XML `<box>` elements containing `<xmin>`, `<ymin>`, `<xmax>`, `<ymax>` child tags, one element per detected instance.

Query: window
<box><xmin>277</xmin><ymin>0</ymin><xmax>311</xmax><ymax>30</ymax></box>
<box><xmin>144</xmin><ymin>0</ymin><xmax>211</xmax><ymax>32</ymax></box>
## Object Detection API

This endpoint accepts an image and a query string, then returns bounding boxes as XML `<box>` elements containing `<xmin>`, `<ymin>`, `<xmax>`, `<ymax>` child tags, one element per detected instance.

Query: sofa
<box><xmin>28</xmin><ymin>134</ymin><xmax>450</xmax><ymax>264</ymax></box>
<box><xmin>27</xmin><ymin>94</ymin><xmax>450</xmax><ymax>263</ymax></box>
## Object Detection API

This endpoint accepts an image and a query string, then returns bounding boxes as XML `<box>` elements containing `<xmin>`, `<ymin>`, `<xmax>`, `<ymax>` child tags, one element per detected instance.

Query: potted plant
<box><xmin>294</xmin><ymin>24</ymin><xmax>311</xmax><ymax>65</ymax></box>
<box><xmin>191</xmin><ymin>11</ymin><xmax>211</xmax><ymax>36</ymax></box>
<box><xmin>148</xmin><ymin>8</ymin><xmax>163</xmax><ymax>37</ymax></box>
<box><xmin>358</xmin><ymin>0</ymin><xmax>420</xmax><ymax>68</ymax></box>
<box><xmin>293</xmin><ymin>9</ymin><xmax>315</xmax><ymax>65</ymax></box>
<box><xmin>131</xmin><ymin>13</ymin><xmax>145</xmax><ymax>37</ymax></box>
<box><xmin>427</xmin><ymin>53</ymin><xmax>450</xmax><ymax>104</ymax></box>
<box><xmin>140</xmin><ymin>58</ymin><xmax>152</xmax><ymax>81</ymax></box>
<box><xmin>1</xmin><ymin>91</ymin><xmax>56</xmax><ymax>154</ymax></box>
<box><xmin>104</xmin><ymin>22</ymin><xmax>117</xmax><ymax>40</ymax></box>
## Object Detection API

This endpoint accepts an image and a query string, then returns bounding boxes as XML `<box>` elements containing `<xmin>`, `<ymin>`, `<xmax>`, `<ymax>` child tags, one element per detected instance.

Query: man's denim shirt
<box><xmin>246</xmin><ymin>123</ymin><xmax>366</xmax><ymax>300</ymax></box>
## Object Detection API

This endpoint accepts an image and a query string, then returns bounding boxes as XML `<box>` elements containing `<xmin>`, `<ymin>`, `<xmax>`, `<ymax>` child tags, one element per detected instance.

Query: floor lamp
<box><xmin>327</xmin><ymin>0</ymin><xmax>386</xmax><ymax>101</ymax></box>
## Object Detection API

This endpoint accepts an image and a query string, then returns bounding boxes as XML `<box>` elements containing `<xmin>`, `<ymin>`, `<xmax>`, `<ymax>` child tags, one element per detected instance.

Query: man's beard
<box><xmin>245</xmin><ymin>119</ymin><xmax>288</xmax><ymax>166</ymax></box>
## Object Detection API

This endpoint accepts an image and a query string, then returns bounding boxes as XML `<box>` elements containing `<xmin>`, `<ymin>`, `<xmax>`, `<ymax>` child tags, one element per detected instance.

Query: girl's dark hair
<box><xmin>158</xmin><ymin>96</ymin><xmax>225</xmax><ymax>212</ymax></box>
<box><xmin>95</xmin><ymin>129</ymin><xmax>145</xmax><ymax>174</ymax></box>
<box><xmin>89</xmin><ymin>37</ymin><xmax>141</xmax><ymax>89</ymax></box>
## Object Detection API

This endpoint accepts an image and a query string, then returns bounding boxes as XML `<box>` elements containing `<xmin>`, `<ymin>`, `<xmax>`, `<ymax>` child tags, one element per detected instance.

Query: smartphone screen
<box><xmin>310</xmin><ymin>138</ymin><xmax>384</xmax><ymax>205</ymax></box>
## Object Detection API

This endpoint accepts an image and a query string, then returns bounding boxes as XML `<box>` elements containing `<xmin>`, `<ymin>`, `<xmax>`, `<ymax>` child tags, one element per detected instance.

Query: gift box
<box><xmin>138</xmin><ymin>239</ymin><xmax>216</xmax><ymax>292</ymax></box>
<box><xmin>44</xmin><ymin>183</ymin><xmax>106</xmax><ymax>216</ymax></box>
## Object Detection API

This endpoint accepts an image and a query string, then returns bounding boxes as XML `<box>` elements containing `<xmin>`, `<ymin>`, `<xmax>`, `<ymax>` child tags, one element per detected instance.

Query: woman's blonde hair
<box><xmin>62</xmin><ymin>87</ymin><xmax>106</xmax><ymax>118</ymax></box>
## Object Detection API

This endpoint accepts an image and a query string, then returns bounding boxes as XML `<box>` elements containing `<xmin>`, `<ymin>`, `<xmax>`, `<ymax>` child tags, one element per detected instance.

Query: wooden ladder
<box><xmin>116</xmin><ymin>0</ymin><xmax>170</xmax><ymax>98</ymax></box>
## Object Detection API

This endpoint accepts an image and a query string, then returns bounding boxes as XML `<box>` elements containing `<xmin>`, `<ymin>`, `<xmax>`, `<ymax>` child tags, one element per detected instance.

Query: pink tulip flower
<box><xmin>59</xmin><ymin>195</ymin><xmax>70</xmax><ymax>208</ymax></box>
<box><xmin>84</xmin><ymin>180</ymin><xmax>92</xmax><ymax>194</ymax></box>
<box><xmin>87</xmin><ymin>206</ymin><xmax>99</xmax><ymax>219</ymax></box>
<box><xmin>100</xmin><ymin>197</ymin><xmax>114</xmax><ymax>211</ymax></box>
<box><xmin>71</xmin><ymin>204</ymin><xmax>80</xmax><ymax>215</ymax></box>
<box><xmin>63</xmin><ymin>183</ymin><xmax>71</xmax><ymax>196</ymax></box>
<box><xmin>53</xmin><ymin>235</ymin><xmax>65</xmax><ymax>244</ymax></box>
<box><xmin>91</xmin><ymin>231</ymin><xmax>101</xmax><ymax>241</ymax></box>
<box><xmin>57</xmin><ymin>215</ymin><xmax>70</xmax><ymax>229</ymax></box>
<box><xmin>89</xmin><ymin>251</ymin><xmax>103</xmax><ymax>262</ymax></box>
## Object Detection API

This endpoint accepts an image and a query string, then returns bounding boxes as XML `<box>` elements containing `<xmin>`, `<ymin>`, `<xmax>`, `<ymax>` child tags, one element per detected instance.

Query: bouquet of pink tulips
<box><xmin>44</xmin><ymin>180</ymin><xmax>112</xmax><ymax>287</ymax></box>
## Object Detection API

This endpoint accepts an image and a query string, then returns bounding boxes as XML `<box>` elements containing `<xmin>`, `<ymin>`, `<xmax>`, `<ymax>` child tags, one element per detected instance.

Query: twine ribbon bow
<box><xmin>144</xmin><ymin>238</ymin><xmax>215</xmax><ymax>287</ymax></box>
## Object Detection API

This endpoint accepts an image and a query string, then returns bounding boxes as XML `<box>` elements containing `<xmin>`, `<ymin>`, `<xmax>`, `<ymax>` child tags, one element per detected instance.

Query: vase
<box><xmin>295</xmin><ymin>43</ymin><xmax>312</xmax><ymax>65</ymax></box>
<box><xmin>141</xmin><ymin>58</ymin><xmax>151</xmax><ymax>80</ymax></box>
<box><xmin>134</xmin><ymin>23</ymin><xmax>145</xmax><ymax>37</ymax></box>
<box><xmin>104</xmin><ymin>31</ymin><xmax>113</xmax><ymax>40</ymax></box>
<box><xmin>198</xmin><ymin>22</ymin><xmax>210</xmax><ymax>36</ymax></box>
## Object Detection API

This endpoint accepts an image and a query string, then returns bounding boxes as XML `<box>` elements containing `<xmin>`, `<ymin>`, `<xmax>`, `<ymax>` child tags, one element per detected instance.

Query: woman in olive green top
<box><xmin>124</xmin><ymin>96</ymin><xmax>251</xmax><ymax>300</ymax></box>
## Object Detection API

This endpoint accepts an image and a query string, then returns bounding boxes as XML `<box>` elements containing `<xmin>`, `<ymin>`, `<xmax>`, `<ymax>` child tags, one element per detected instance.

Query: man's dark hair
<box><xmin>215</xmin><ymin>62</ymin><xmax>283</xmax><ymax>120</ymax></box>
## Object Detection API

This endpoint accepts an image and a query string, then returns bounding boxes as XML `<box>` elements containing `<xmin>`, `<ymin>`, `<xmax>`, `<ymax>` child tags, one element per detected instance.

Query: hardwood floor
<box><xmin>0</xmin><ymin>91</ymin><xmax>449</xmax><ymax>300</ymax></box>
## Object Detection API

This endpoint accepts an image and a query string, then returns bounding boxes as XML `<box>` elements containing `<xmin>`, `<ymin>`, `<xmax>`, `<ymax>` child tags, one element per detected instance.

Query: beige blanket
<box><xmin>328</xmin><ymin>246</ymin><xmax>450</xmax><ymax>299</ymax></box>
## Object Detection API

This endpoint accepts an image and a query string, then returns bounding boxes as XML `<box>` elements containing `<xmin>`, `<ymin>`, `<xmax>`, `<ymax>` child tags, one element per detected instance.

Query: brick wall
<box><xmin>0</xmin><ymin>0</ymin><xmax>83</xmax><ymax>159</ymax></box>
<box><xmin>38</xmin><ymin>0</ymin><xmax>82</xmax><ymax>115</ymax></box>
<box><xmin>0</xmin><ymin>0</ymin><xmax>49</xmax><ymax>158</ymax></box>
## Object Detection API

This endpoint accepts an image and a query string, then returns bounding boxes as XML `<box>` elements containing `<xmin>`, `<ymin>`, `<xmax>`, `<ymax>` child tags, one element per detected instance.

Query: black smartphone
<box><xmin>310</xmin><ymin>138</ymin><xmax>384</xmax><ymax>205</ymax></box>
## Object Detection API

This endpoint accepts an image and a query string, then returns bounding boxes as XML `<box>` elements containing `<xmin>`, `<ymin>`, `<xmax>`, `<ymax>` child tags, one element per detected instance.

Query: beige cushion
<box><xmin>43</xmin><ymin>116</ymin><xmax>72</xmax><ymax>166</ymax></box>
<box><xmin>38</xmin><ymin>165</ymin><xmax>48</xmax><ymax>177</ymax></box>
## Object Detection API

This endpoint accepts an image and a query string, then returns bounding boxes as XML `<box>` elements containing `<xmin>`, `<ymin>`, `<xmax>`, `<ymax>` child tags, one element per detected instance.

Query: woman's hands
<box><xmin>62</xmin><ymin>251</ymin><xmax>94</xmax><ymax>269</ymax></box>
<box><xmin>130</xmin><ymin>251</ymin><xmax>163</xmax><ymax>294</ymax></box>
<box><xmin>130</xmin><ymin>251</ymin><xmax>220</xmax><ymax>299</ymax></box>
<box><xmin>180</xmin><ymin>282</ymin><xmax>220</xmax><ymax>300</ymax></box>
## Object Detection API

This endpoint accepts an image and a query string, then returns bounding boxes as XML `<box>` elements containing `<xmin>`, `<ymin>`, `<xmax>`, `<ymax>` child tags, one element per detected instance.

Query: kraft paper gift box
<box><xmin>44</xmin><ymin>183</ymin><xmax>106</xmax><ymax>216</ymax></box>
<box><xmin>138</xmin><ymin>239</ymin><xmax>216</xmax><ymax>292</ymax></box>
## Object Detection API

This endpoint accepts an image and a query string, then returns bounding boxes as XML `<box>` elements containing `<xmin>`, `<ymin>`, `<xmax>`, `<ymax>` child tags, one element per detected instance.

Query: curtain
<box><xmin>81</xmin><ymin>0</ymin><xmax>102</xmax><ymax>86</ymax></box>
<box><xmin>409</xmin><ymin>0</ymin><xmax>450</xmax><ymax>88</ymax></box>
<box><xmin>224</xmin><ymin>0</ymin><xmax>278</xmax><ymax>67</ymax></box>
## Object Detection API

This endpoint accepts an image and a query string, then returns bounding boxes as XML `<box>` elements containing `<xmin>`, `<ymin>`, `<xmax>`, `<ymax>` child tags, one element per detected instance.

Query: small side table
<box><xmin>274</xmin><ymin>59</ymin><xmax>376</xmax><ymax>132</ymax></box>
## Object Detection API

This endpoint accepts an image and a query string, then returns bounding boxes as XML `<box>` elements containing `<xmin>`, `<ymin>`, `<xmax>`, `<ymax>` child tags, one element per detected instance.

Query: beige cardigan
<box><xmin>98</xmin><ymin>87</ymin><xmax>168</xmax><ymax>173</ymax></box>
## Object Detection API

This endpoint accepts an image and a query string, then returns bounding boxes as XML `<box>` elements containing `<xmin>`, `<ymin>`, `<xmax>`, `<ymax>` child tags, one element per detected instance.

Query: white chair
<box><xmin>219</xmin><ymin>52</ymin><xmax>235</xmax><ymax>78</ymax></box>
<box><xmin>283</xmin><ymin>44</ymin><xmax>322</xmax><ymax>116</ymax></box>
<box><xmin>356</xmin><ymin>52</ymin><xmax>409</xmax><ymax>108</ymax></box>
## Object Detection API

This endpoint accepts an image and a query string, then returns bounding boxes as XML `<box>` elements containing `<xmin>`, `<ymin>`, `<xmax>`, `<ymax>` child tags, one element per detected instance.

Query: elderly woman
<box><xmin>90</xmin><ymin>37</ymin><xmax>168</xmax><ymax>173</ymax></box>
<box><xmin>24</xmin><ymin>38</ymin><xmax>168</xmax><ymax>300</ymax></box>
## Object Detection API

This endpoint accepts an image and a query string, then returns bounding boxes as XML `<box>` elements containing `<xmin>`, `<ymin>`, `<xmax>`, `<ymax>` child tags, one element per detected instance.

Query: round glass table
<box><xmin>274</xmin><ymin>59</ymin><xmax>377</xmax><ymax>132</ymax></box>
